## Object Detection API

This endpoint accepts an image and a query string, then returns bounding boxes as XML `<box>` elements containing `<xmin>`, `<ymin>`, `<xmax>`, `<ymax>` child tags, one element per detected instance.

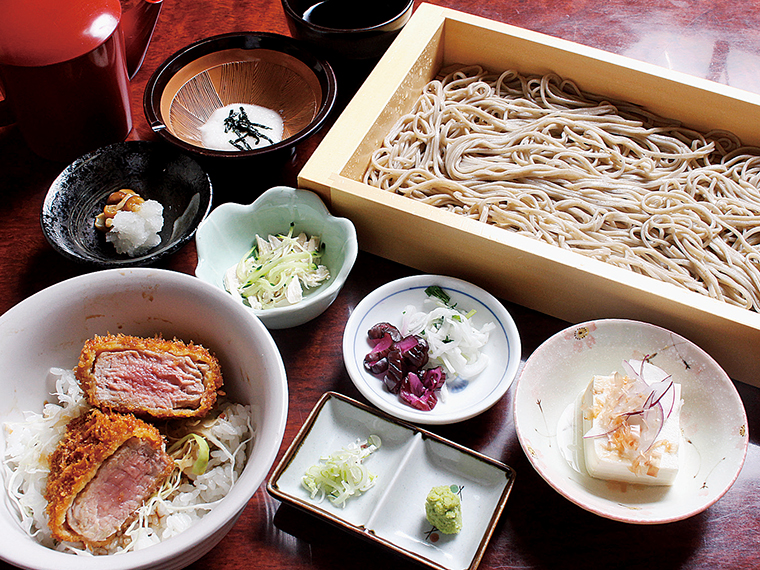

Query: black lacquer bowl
<box><xmin>281</xmin><ymin>0</ymin><xmax>414</xmax><ymax>61</ymax></box>
<box><xmin>41</xmin><ymin>140</ymin><xmax>213</xmax><ymax>268</ymax></box>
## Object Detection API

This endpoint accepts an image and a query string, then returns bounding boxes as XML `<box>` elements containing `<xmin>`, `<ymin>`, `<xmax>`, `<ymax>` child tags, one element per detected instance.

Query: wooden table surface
<box><xmin>2</xmin><ymin>1</ymin><xmax>760</xmax><ymax>569</ymax></box>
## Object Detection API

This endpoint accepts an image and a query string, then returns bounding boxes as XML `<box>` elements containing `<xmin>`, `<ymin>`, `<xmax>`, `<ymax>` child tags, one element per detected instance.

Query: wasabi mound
<box><xmin>425</xmin><ymin>485</ymin><xmax>462</xmax><ymax>534</ymax></box>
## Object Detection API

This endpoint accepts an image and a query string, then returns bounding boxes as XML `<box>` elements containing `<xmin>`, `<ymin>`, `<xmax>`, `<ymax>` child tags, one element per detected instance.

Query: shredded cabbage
<box><xmin>2</xmin><ymin>369</ymin><xmax>254</xmax><ymax>555</ymax></box>
<box><xmin>301</xmin><ymin>435</ymin><xmax>381</xmax><ymax>508</ymax></box>
<box><xmin>224</xmin><ymin>225</ymin><xmax>329</xmax><ymax>310</ymax></box>
<box><xmin>167</xmin><ymin>433</ymin><xmax>210</xmax><ymax>476</ymax></box>
<box><xmin>401</xmin><ymin>292</ymin><xmax>494</xmax><ymax>380</ymax></box>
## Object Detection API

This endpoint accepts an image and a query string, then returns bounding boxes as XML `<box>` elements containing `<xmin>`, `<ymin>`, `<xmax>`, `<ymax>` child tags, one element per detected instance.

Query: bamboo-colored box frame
<box><xmin>298</xmin><ymin>3</ymin><xmax>760</xmax><ymax>387</ymax></box>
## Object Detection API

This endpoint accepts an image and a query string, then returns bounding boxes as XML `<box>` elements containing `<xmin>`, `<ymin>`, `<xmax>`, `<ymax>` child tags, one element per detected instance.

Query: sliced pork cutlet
<box><xmin>76</xmin><ymin>334</ymin><xmax>224</xmax><ymax>419</ymax></box>
<box><xmin>45</xmin><ymin>408</ymin><xmax>174</xmax><ymax>547</ymax></box>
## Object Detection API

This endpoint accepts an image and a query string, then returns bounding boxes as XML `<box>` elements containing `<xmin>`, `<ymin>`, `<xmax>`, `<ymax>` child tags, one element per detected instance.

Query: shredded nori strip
<box><xmin>223</xmin><ymin>107</ymin><xmax>274</xmax><ymax>151</ymax></box>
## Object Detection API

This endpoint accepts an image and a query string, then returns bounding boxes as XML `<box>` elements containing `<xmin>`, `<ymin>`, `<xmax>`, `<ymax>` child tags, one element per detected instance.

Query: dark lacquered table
<box><xmin>2</xmin><ymin>1</ymin><xmax>760</xmax><ymax>569</ymax></box>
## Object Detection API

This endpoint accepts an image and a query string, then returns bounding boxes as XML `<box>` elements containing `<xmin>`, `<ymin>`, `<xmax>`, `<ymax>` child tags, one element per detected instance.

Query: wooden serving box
<box><xmin>298</xmin><ymin>3</ymin><xmax>760</xmax><ymax>386</ymax></box>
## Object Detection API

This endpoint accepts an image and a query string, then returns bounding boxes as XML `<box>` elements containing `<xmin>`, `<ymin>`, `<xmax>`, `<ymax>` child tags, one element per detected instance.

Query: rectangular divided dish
<box><xmin>297</xmin><ymin>3</ymin><xmax>760</xmax><ymax>387</ymax></box>
<box><xmin>267</xmin><ymin>392</ymin><xmax>516</xmax><ymax>570</ymax></box>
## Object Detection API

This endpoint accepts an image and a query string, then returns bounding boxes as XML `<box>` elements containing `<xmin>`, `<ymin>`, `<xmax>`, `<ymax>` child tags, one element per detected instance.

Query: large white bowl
<box><xmin>195</xmin><ymin>186</ymin><xmax>358</xmax><ymax>329</ymax></box>
<box><xmin>0</xmin><ymin>268</ymin><xmax>288</xmax><ymax>570</ymax></box>
<box><xmin>513</xmin><ymin>318</ymin><xmax>748</xmax><ymax>524</ymax></box>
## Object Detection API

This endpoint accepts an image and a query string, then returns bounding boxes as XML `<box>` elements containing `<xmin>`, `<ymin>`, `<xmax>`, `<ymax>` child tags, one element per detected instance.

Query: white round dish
<box><xmin>343</xmin><ymin>274</ymin><xmax>521</xmax><ymax>425</ymax></box>
<box><xmin>0</xmin><ymin>268</ymin><xmax>288</xmax><ymax>570</ymax></box>
<box><xmin>513</xmin><ymin>318</ymin><xmax>748</xmax><ymax>524</ymax></box>
<box><xmin>195</xmin><ymin>186</ymin><xmax>358</xmax><ymax>329</ymax></box>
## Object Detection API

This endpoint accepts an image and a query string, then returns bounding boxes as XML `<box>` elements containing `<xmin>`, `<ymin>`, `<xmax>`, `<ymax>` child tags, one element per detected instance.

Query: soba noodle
<box><xmin>364</xmin><ymin>65</ymin><xmax>760</xmax><ymax>311</ymax></box>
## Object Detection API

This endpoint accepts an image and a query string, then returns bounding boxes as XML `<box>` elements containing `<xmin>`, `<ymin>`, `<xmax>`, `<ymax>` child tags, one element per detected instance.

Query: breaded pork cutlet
<box><xmin>76</xmin><ymin>334</ymin><xmax>223</xmax><ymax>419</ymax></box>
<box><xmin>45</xmin><ymin>408</ymin><xmax>174</xmax><ymax>546</ymax></box>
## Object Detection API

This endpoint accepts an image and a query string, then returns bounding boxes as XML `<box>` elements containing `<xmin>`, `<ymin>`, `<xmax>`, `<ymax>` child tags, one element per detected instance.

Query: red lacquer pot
<box><xmin>0</xmin><ymin>0</ymin><xmax>162</xmax><ymax>162</ymax></box>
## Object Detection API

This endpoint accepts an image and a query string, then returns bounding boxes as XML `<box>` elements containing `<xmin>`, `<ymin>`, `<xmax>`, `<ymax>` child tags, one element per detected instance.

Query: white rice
<box><xmin>1</xmin><ymin>368</ymin><xmax>253</xmax><ymax>555</ymax></box>
<box><xmin>105</xmin><ymin>199</ymin><xmax>164</xmax><ymax>257</ymax></box>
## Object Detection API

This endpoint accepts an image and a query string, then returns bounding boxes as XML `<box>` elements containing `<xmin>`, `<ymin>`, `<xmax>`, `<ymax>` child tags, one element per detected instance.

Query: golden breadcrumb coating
<box><xmin>76</xmin><ymin>334</ymin><xmax>224</xmax><ymax>419</ymax></box>
<box><xmin>44</xmin><ymin>408</ymin><xmax>173</xmax><ymax>546</ymax></box>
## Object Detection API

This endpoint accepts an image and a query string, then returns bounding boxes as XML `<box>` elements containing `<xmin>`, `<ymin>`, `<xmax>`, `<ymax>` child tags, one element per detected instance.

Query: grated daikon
<box><xmin>200</xmin><ymin>103</ymin><xmax>284</xmax><ymax>151</ymax></box>
<box><xmin>105</xmin><ymin>199</ymin><xmax>164</xmax><ymax>257</ymax></box>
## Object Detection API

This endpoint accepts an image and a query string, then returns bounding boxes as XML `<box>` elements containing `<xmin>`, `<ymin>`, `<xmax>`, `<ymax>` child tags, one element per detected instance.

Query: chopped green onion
<box><xmin>223</xmin><ymin>227</ymin><xmax>329</xmax><ymax>310</ymax></box>
<box><xmin>301</xmin><ymin>436</ymin><xmax>381</xmax><ymax>508</ymax></box>
<box><xmin>168</xmin><ymin>433</ymin><xmax>210</xmax><ymax>475</ymax></box>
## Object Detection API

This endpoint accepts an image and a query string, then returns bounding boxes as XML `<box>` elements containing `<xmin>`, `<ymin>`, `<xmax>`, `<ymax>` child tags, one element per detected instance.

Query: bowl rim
<box><xmin>143</xmin><ymin>31</ymin><xmax>338</xmax><ymax>159</ymax></box>
<box><xmin>39</xmin><ymin>140</ymin><xmax>214</xmax><ymax>268</ymax></box>
<box><xmin>280</xmin><ymin>0</ymin><xmax>415</xmax><ymax>33</ymax></box>
<box><xmin>0</xmin><ymin>267</ymin><xmax>289</xmax><ymax>570</ymax></box>
<box><xmin>512</xmin><ymin>317</ymin><xmax>749</xmax><ymax>524</ymax></box>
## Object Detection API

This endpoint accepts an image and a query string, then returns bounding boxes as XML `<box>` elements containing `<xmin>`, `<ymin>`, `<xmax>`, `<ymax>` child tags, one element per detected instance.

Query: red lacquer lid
<box><xmin>0</xmin><ymin>0</ymin><xmax>122</xmax><ymax>67</ymax></box>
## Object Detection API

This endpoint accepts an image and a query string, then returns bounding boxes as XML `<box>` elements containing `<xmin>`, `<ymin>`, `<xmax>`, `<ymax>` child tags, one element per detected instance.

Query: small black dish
<box><xmin>41</xmin><ymin>140</ymin><xmax>213</xmax><ymax>268</ymax></box>
<box><xmin>281</xmin><ymin>0</ymin><xmax>414</xmax><ymax>61</ymax></box>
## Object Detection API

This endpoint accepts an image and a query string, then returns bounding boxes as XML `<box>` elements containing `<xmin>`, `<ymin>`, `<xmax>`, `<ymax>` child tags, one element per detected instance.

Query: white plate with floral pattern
<box><xmin>513</xmin><ymin>318</ymin><xmax>748</xmax><ymax>524</ymax></box>
<box><xmin>342</xmin><ymin>275</ymin><xmax>521</xmax><ymax>425</ymax></box>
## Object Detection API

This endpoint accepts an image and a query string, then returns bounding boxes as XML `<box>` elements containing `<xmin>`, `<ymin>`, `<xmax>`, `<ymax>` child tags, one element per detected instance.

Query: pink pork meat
<box><xmin>76</xmin><ymin>334</ymin><xmax>224</xmax><ymax>419</ymax></box>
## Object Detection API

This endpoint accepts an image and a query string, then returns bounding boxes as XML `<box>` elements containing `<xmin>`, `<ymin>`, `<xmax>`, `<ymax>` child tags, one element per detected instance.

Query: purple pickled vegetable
<box><xmin>383</xmin><ymin>349</ymin><xmax>405</xmax><ymax>394</ymax></box>
<box><xmin>368</xmin><ymin>322</ymin><xmax>402</xmax><ymax>343</ymax></box>
<box><xmin>422</xmin><ymin>366</ymin><xmax>446</xmax><ymax>391</ymax></box>
<box><xmin>400</xmin><ymin>386</ymin><xmax>438</xmax><ymax>411</ymax></box>
<box><xmin>383</xmin><ymin>374</ymin><xmax>402</xmax><ymax>394</ymax></box>
<box><xmin>404</xmin><ymin>372</ymin><xmax>426</xmax><ymax>398</ymax></box>
<box><xmin>364</xmin><ymin>332</ymin><xmax>394</xmax><ymax>367</ymax></box>
<box><xmin>397</xmin><ymin>335</ymin><xmax>429</xmax><ymax>369</ymax></box>
<box><xmin>394</xmin><ymin>335</ymin><xmax>418</xmax><ymax>352</ymax></box>
<box><xmin>364</xmin><ymin>357</ymin><xmax>388</xmax><ymax>374</ymax></box>
<box><xmin>364</xmin><ymin>321</ymin><xmax>446</xmax><ymax>411</ymax></box>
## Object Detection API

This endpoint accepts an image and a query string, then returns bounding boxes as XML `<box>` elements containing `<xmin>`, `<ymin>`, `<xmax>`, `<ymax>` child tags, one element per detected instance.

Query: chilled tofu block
<box><xmin>582</xmin><ymin>373</ymin><xmax>682</xmax><ymax>485</ymax></box>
